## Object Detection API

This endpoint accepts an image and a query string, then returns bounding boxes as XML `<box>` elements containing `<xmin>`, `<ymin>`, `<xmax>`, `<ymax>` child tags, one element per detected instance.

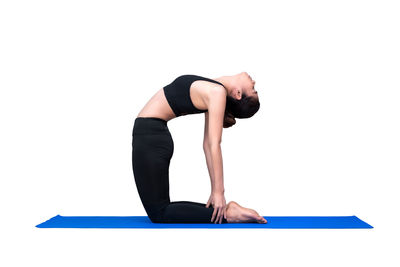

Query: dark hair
<box><xmin>223</xmin><ymin>93</ymin><xmax>260</xmax><ymax>128</ymax></box>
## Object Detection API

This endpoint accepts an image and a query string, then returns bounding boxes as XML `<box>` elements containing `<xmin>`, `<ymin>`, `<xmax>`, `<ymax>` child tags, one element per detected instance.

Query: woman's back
<box><xmin>137</xmin><ymin>75</ymin><xmax>225</xmax><ymax>121</ymax></box>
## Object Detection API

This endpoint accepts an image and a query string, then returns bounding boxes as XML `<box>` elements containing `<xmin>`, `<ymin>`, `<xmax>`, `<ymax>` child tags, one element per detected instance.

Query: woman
<box><xmin>132</xmin><ymin>72</ymin><xmax>267</xmax><ymax>224</ymax></box>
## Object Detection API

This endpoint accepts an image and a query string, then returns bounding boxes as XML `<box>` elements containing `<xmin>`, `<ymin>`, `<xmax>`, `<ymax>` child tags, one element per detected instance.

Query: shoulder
<box><xmin>209</xmin><ymin>84</ymin><xmax>227</xmax><ymax>98</ymax></box>
<box><xmin>179</xmin><ymin>75</ymin><xmax>225</xmax><ymax>90</ymax></box>
<box><xmin>207</xmin><ymin>84</ymin><xmax>227</xmax><ymax>110</ymax></box>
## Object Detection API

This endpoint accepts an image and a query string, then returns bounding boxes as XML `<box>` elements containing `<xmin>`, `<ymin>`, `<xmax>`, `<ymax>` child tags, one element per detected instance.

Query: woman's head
<box><xmin>221</xmin><ymin>72</ymin><xmax>260</xmax><ymax>128</ymax></box>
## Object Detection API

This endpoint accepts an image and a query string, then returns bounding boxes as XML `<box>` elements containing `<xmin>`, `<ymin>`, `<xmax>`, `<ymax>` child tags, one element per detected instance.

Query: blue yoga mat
<box><xmin>36</xmin><ymin>215</ymin><xmax>373</xmax><ymax>229</ymax></box>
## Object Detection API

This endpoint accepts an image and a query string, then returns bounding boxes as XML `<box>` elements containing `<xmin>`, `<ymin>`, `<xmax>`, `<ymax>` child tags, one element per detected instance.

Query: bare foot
<box><xmin>226</xmin><ymin>201</ymin><xmax>267</xmax><ymax>224</ymax></box>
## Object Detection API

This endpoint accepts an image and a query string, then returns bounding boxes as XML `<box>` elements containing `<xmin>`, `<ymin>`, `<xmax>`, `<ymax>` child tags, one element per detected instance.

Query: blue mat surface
<box><xmin>36</xmin><ymin>215</ymin><xmax>373</xmax><ymax>229</ymax></box>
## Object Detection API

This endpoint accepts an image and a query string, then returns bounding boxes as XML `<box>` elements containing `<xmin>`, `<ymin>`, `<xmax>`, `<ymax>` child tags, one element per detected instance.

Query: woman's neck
<box><xmin>213</xmin><ymin>75</ymin><xmax>237</xmax><ymax>95</ymax></box>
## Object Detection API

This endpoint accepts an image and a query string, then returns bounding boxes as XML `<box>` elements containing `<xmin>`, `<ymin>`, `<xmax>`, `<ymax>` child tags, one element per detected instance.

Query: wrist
<box><xmin>212</xmin><ymin>189</ymin><xmax>225</xmax><ymax>195</ymax></box>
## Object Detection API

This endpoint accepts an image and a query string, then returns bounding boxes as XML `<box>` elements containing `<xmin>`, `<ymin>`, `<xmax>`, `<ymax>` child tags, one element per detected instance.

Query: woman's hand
<box><xmin>206</xmin><ymin>191</ymin><xmax>227</xmax><ymax>224</ymax></box>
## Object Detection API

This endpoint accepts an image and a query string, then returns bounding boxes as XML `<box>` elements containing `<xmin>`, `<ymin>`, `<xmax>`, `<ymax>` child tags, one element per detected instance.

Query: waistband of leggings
<box><xmin>133</xmin><ymin>117</ymin><xmax>169</xmax><ymax>135</ymax></box>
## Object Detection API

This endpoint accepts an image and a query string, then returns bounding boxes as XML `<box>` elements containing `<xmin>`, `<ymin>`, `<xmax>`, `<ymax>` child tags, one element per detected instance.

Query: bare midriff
<box><xmin>136</xmin><ymin>88</ymin><xmax>177</xmax><ymax>121</ymax></box>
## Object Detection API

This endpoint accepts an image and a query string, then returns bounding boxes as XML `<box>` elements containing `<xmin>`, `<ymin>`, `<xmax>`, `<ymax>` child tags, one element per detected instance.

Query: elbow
<box><xmin>205</xmin><ymin>141</ymin><xmax>221</xmax><ymax>151</ymax></box>
<box><xmin>203</xmin><ymin>142</ymin><xmax>208</xmax><ymax>152</ymax></box>
<box><xmin>203</xmin><ymin>138</ymin><xmax>221</xmax><ymax>151</ymax></box>
<box><xmin>203</xmin><ymin>140</ymin><xmax>212</xmax><ymax>151</ymax></box>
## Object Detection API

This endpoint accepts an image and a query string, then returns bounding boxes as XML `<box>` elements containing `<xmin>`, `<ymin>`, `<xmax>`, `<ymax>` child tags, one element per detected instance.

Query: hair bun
<box><xmin>223</xmin><ymin>111</ymin><xmax>236</xmax><ymax>128</ymax></box>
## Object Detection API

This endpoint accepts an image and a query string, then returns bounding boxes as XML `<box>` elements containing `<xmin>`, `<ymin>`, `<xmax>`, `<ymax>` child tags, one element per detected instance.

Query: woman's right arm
<box><xmin>203</xmin><ymin>112</ymin><xmax>225</xmax><ymax>194</ymax></box>
<box><xmin>203</xmin><ymin>112</ymin><xmax>217</xmax><ymax>192</ymax></box>
<box><xmin>202</xmin><ymin>86</ymin><xmax>227</xmax><ymax>223</ymax></box>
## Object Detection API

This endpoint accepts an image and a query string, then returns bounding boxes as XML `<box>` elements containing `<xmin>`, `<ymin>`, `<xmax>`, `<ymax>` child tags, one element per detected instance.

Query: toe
<box><xmin>258</xmin><ymin>216</ymin><xmax>267</xmax><ymax>223</ymax></box>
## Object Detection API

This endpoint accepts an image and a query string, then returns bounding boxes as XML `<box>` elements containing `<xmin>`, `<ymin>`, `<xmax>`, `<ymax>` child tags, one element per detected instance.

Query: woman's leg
<box><xmin>132</xmin><ymin>130</ymin><xmax>172</xmax><ymax>223</ymax></box>
<box><xmin>164</xmin><ymin>201</ymin><xmax>267</xmax><ymax>224</ymax></box>
<box><xmin>162</xmin><ymin>201</ymin><xmax>228</xmax><ymax>223</ymax></box>
<box><xmin>132</xmin><ymin>118</ymin><xmax>266</xmax><ymax>224</ymax></box>
<box><xmin>132</xmin><ymin>117</ymin><xmax>227</xmax><ymax>223</ymax></box>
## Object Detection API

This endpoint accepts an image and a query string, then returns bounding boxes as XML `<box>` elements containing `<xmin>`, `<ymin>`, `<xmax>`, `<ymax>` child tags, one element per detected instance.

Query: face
<box><xmin>233</xmin><ymin>72</ymin><xmax>258</xmax><ymax>100</ymax></box>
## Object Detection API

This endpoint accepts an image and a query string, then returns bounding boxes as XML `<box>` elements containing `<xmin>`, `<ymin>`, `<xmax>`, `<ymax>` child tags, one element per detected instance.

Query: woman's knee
<box><xmin>146</xmin><ymin>207</ymin><xmax>167</xmax><ymax>223</ymax></box>
<box><xmin>148</xmin><ymin>214</ymin><xmax>164</xmax><ymax>223</ymax></box>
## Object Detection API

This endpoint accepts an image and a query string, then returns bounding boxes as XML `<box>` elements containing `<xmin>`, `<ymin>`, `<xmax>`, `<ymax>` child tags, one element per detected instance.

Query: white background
<box><xmin>1</xmin><ymin>0</ymin><xmax>399</xmax><ymax>266</ymax></box>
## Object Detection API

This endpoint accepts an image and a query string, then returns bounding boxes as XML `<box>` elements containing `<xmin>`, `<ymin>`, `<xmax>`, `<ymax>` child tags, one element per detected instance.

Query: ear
<box><xmin>234</xmin><ymin>89</ymin><xmax>242</xmax><ymax>100</ymax></box>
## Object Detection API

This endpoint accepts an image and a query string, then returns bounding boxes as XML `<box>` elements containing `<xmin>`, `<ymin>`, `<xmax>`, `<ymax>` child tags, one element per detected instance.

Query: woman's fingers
<box><xmin>218</xmin><ymin>209</ymin><xmax>223</xmax><ymax>224</ymax></box>
<box><xmin>211</xmin><ymin>207</ymin><xmax>217</xmax><ymax>222</ymax></box>
<box><xmin>218</xmin><ymin>206</ymin><xmax>227</xmax><ymax>224</ymax></box>
<box><xmin>217</xmin><ymin>207</ymin><xmax>225</xmax><ymax>224</ymax></box>
<box><xmin>206</xmin><ymin>196</ymin><xmax>212</xmax><ymax>208</ymax></box>
<box><xmin>221</xmin><ymin>208</ymin><xmax>226</xmax><ymax>223</ymax></box>
<box><xmin>215</xmin><ymin>208</ymin><xmax>221</xmax><ymax>223</ymax></box>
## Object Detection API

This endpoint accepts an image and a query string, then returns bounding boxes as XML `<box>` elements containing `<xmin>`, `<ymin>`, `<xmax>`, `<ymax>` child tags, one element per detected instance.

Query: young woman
<box><xmin>132</xmin><ymin>72</ymin><xmax>267</xmax><ymax>224</ymax></box>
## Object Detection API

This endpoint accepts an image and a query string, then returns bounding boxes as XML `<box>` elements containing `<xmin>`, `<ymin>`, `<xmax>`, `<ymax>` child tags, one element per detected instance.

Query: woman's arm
<box><xmin>203</xmin><ymin>87</ymin><xmax>226</xmax><ymax>194</ymax></box>
<box><xmin>203</xmin><ymin>112</ymin><xmax>221</xmax><ymax>193</ymax></box>
<box><xmin>202</xmin><ymin>86</ymin><xmax>227</xmax><ymax>223</ymax></box>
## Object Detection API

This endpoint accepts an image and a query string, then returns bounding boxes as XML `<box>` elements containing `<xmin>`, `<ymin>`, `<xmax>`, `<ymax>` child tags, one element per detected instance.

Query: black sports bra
<box><xmin>163</xmin><ymin>74</ymin><xmax>226</xmax><ymax>117</ymax></box>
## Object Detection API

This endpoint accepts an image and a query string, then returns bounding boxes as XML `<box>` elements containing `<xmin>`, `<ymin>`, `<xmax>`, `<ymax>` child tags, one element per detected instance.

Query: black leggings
<box><xmin>132</xmin><ymin>117</ymin><xmax>227</xmax><ymax>223</ymax></box>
